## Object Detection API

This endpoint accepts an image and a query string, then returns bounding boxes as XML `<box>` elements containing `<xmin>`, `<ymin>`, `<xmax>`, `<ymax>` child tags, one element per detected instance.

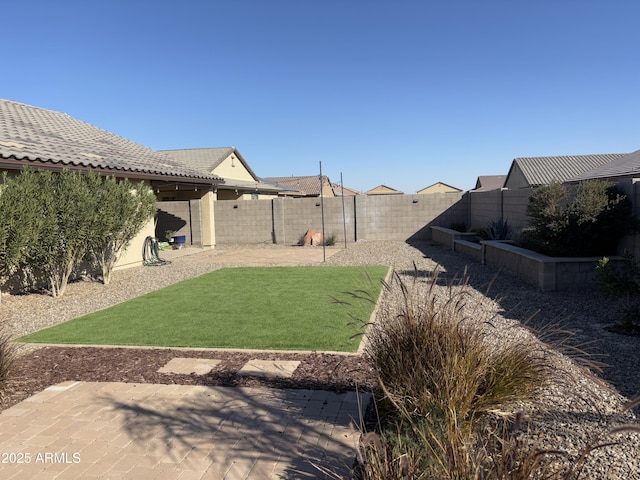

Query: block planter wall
<box><xmin>431</xmin><ymin>226</ymin><xmax>619</xmax><ymax>291</ymax></box>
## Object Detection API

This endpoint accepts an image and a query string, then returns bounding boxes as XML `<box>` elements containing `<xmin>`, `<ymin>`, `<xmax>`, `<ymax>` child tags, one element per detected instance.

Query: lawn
<box><xmin>19</xmin><ymin>266</ymin><xmax>389</xmax><ymax>352</ymax></box>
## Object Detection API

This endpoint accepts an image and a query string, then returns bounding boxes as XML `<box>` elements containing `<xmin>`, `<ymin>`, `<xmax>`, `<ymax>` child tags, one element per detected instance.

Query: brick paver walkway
<box><xmin>0</xmin><ymin>381</ymin><xmax>369</xmax><ymax>479</ymax></box>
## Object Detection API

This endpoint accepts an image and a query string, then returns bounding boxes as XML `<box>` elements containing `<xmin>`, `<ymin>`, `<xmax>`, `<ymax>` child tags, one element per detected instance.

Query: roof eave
<box><xmin>0</xmin><ymin>156</ymin><xmax>224</xmax><ymax>185</ymax></box>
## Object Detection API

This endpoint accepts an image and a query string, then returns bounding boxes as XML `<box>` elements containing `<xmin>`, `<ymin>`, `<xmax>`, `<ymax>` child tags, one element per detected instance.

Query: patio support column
<box><xmin>200</xmin><ymin>189</ymin><xmax>217</xmax><ymax>248</ymax></box>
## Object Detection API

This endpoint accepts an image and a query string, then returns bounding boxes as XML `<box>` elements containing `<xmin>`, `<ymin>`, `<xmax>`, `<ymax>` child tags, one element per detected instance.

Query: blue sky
<box><xmin>3</xmin><ymin>1</ymin><xmax>640</xmax><ymax>193</ymax></box>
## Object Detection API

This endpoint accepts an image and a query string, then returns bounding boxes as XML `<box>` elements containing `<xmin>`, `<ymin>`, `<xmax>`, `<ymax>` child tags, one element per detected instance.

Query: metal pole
<box><xmin>319</xmin><ymin>161</ymin><xmax>326</xmax><ymax>262</ymax></box>
<box><xmin>340</xmin><ymin>172</ymin><xmax>347</xmax><ymax>249</ymax></box>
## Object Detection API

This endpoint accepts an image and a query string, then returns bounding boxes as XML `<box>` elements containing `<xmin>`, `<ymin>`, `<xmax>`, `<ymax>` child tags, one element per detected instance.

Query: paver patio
<box><xmin>0</xmin><ymin>381</ymin><xmax>369</xmax><ymax>479</ymax></box>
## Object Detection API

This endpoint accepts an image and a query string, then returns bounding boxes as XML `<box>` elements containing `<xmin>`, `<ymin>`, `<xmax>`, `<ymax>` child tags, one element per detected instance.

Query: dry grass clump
<box><xmin>351</xmin><ymin>266</ymin><xmax>640</xmax><ymax>479</ymax></box>
<box><xmin>0</xmin><ymin>328</ymin><xmax>16</xmax><ymax>400</ymax></box>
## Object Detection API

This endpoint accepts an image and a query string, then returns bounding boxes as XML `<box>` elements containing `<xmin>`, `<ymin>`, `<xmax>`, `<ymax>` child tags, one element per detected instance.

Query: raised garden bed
<box><xmin>431</xmin><ymin>226</ymin><xmax>620</xmax><ymax>291</ymax></box>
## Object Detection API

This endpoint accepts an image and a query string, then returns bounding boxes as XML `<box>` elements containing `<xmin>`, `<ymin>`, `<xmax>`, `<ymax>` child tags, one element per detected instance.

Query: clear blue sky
<box><xmin>3</xmin><ymin>1</ymin><xmax>640</xmax><ymax>193</ymax></box>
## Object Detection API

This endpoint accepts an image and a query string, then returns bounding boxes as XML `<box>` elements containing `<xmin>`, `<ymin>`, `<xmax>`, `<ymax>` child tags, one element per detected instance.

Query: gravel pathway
<box><xmin>1</xmin><ymin>240</ymin><xmax>639</xmax><ymax>477</ymax></box>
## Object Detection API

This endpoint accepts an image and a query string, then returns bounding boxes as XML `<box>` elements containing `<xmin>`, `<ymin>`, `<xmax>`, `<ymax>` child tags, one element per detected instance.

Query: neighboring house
<box><xmin>263</xmin><ymin>175</ymin><xmax>335</xmax><ymax>197</ymax></box>
<box><xmin>472</xmin><ymin>175</ymin><xmax>506</xmax><ymax>192</ymax></box>
<box><xmin>160</xmin><ymin>147</ymin><xmax>281</xmax><ymax>200</ymax></box>
<box><xmin>417</xmin><ymin>182</ymin><xmax>462</xmax><ymax>194</ymax></box>
<box><xmin>331</xmin><ymin>183</ymin><xmax>361</xmax><ymax>196</ymax></box>
<box><xmin>568</xmin><ymin>148</ymin><xmax>640</xmax><ymax>183</ymax></box>
<box><xmin>0</xmin><ymin>98</ymin><xmax>224</xmax><ymax>266</ymax></box>
<box><xmin>365</xmin><ymin>185</ymin><xmax>404</xmax><ymax>195</ymax></box>
<box><xmin>503</xmin><ymin>154</ymin><xmax>627</xmax><ymax>189</ymax></box>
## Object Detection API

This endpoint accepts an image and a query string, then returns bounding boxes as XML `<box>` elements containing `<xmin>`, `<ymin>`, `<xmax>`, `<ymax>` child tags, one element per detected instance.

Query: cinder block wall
<box><xmin>468</xmin><ymin>190</ymin><xmax>502</xmax><ymax>230</ymax></box>
<box><xmin>156</xmin><ymin>201</ymin><xmax>193</xmax><ymax>244</ymax></box>
<box><xmin>214</xmin><ymin>199</ymin><xmax>274</xmax><ymax>244</ymax></box>
<box><xmin>502</xmin><ymin>189</ymin><xmax>532</xmax><ymax>230</ymax></box>
<box><xmin>467</xmin><ymin>189</ymin><xmax>532</xmax><ymax>231</ymax></box>
<box><xmin>213</xmin><ymin>193</ymin><xmax>465</xmax><ymax>245</ymax></box>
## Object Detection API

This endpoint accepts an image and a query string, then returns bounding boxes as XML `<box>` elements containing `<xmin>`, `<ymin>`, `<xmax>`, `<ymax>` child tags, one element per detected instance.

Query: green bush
<box><xmin>448</xmin><ymin>222</ymin><xmax>467</xmax><ymax>232</ymax></box>
<box><xmin>515</xmin><ymin>181</ymin><xmax>636</xmax><ymax>256</ymax></box>
<box><xmin>324</xmin><ymin>233</ymin><xmax>336</xmax><ymax>246</ymax></box>
<box><xmin>0</xmin><ymin>167</ymin><xmax>156</xmax><ymax>296</ymax></box>
<box><xmin>595</xmin><ymin>253</ymin><xmax>640</xmax><ymax>331</ymax></box>
<box><xmin>478</xmin><ymin>218</ymin><xmax>511</xmax><ymax>240</ymax></box>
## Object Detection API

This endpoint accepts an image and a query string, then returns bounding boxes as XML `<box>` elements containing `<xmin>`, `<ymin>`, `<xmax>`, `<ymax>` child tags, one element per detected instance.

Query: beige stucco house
<box><xmin>161</xmin><ymin>147</ymin><xmax>282</xmax><ymax>200</ymax></box>
<box><xmin>417</xmin><ymin>182</ymin><xmax>462</xmax><ymax>194</ymax></box>
<box><xmin>0</xmin><ymin>98</ymin><xmax>224</xmax><ymax>269</ymax></box>
<box><xmin>365</xmin><ymin>185</ymin><xmax>403</xmax><ymax>195</ymax></box>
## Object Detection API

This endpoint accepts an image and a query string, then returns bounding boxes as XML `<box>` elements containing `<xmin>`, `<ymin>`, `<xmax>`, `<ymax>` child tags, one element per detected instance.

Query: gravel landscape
<box><xmin>1</xmin><ymin>240</ymin><xmax>639</xmax><ymax>477</ymax></box>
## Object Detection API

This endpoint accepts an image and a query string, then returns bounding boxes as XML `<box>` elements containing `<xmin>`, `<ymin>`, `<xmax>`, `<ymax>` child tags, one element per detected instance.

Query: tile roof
<box><xmin>263</xmin><ymin>175</ymin><xmax>330</xmax><ymax>196</ymax></box>
<box><xmin>507</xmin><ymin>154</ymin><xmax>627</xmax><ymax>187</ymax></box>
<box><xmin>161</xmin><ymin>147</ymin><xmax>249</xmax><ymax>175</ymax></box>
<box><xmin>160</xmin><ymin>147</ymin><xmax>282</xmax><ymax>193</ymax></box>
<box><xmin>331</xmin><ymin>183</ymin><xmax>361</xmax><ymax>196</ymax></box>
<box><xmin>569</xmin><ymin>149</ymin><xmax>640</xmax><ymax>182</ymax></box>
<box><xmin>0</xmin><ymin>99</ymin><xmax>222</xmax><ymax>183</ymax></box>
<box><xmin>473</xmin><ymin>175</ymin><xmax>506</xmax><ymax>191</ymax></box>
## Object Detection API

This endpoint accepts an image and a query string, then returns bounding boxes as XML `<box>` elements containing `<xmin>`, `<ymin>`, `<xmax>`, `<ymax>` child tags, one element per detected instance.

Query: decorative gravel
<box><xmin>1</xmin><ymin>240</ymin><xmax>639</xmax><ymax>477</ymax></box>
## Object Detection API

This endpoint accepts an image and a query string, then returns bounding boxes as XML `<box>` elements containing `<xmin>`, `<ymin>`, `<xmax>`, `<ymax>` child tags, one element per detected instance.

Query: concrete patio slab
<box><xmin>0</xmin><ymin>381</ymin><xmax>369</xmax><ymax>479</ymax></box>
<box><xmin>237</xmin><ymin>360</ymin><xmax>301</xmax><ymax>379</ymax></box>
<box><xmin>157</xmin><ymin>358</ymin><xmax>221</xmax><ymax>375</ymax></box>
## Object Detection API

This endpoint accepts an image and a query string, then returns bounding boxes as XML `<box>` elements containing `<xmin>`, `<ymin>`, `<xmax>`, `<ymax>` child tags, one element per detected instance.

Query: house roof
<box><xmin>161</xmin><ymin>147</ymin><xmax>257</xmax><ymax>177</ymax></box>
<box><xmin>417</xmin><ymin>182</ymin><xmax>462</xmax><ymax>193</ymax></box>
<box><xmin>0</xmin><ymin>99</ymin><xmax>222</xmax><ymax>184</ymax></box>
<box><xmin>331</xmin><ymin>183</ymin><xmax>361</xmax><ymax>196</ymax></box>
<box><xmin>473</xmin><ymin>175</ymin><xmax>506</xmax><ymax>191</ymax></box>
<box><xmin>263</xmin><ymin>175</ymin><xmax>331</xmax><ymax>196</ymax></box>
<box><xmin>569</xmin><ymin>148</ymin><xmax>640</xmax><ymax>182</ymax></box>
<box><xmin>365</xmin><ymin>184</ymin><xmax>404</xmax><ymax>195</ymax></box>
<box><xmin>505</xmin><ymin>154</ymin><xmax>626</xmax><ymax>188</ymax></box>
<box><xmin>160</xmin><ymin>147</ymin><xmax>281</xmax><ymax>193</ymax></box>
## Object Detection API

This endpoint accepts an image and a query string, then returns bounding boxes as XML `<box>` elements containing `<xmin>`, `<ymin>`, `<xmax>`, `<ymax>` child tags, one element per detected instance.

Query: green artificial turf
<box><xmin>19</xmin><ymin>266</ymin><xmax>388</xmax><ymax>352</ymax></box>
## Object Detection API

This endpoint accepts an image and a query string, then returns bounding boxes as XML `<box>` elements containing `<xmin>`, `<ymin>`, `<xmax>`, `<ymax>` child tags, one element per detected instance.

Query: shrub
<box><xmin>0</xmin><ymin>169</ymin><xmax>48</xmax><ymax>302</ymax></box>
<box><xmin>595</xmin><ymin>253</ymin><xmax>640</xmax><ymax>331</ymax></box>
<box><xmin>449</xmin><ymin>222</ymin><xmax>467</xmax><ymax>232</ymax></box>
<box><xmin>86</xmin><ymin>177</ymin><xmax>156</xmax><ymax>285</ymax></box>
<box><xmin>515</xmin><ymin>181</ymin><xmax>636</xmax><ymax>256</ymax></box>
<box><xmin>0</xmin><ymin>167</ymin><xmax>156</xmax><ymax>296</ymax></box>
<box><xmin>349</xmin><ymin>267</ymin><xmax>640</xmax><ymax>479</ymax></box>
<box><xmin>358</xmin><ymin>268</ymin><xmax>550</xmax><ymax>478</ymax></box>
<box><xmin>324</xmin><ymin>233</ymin><xmax>336</xmax><ymax>246</ymax></box>
<box><xmin>0</xmin><ymin>329</ymin><xmax>16</xmax><ymax>400</ymax></box>
<box><xmin>478</xmin><ymin>218</ymin><xmax>511</xmax><ymax>240</ymax></box>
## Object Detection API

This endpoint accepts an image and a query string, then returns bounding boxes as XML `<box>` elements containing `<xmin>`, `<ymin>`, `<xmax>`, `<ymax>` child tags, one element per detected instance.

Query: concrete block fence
<box><xmin>214</xmin><ymin>193</ymin><xmax>466</xmax><ymax>245</ymax></box>
<box><xmin>156</xmin><ymin>180</ymin><xmax>640</xmax><ymax>263</ymax></box>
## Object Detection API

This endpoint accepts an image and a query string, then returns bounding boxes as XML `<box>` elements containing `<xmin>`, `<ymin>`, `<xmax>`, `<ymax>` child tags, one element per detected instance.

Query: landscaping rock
<box><xmin>303</xmin><ymin>229</ymin><xmax>323</xmax><ymax>246</ymax></box>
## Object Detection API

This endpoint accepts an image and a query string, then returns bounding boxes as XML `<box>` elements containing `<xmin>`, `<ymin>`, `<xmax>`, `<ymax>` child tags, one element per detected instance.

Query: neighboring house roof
<box><xmin>331</xmin><ymin>183</ymin><xmax>361</xmax><ymax>196</ymax></box>
<box><xmin>417</xmin><ymin>182</ymin><xmax>462</xmax><ymax>194</ymax></box>
<box><xmin>569</xmin><ymin>148</ymin><xmax>640</xmax><ymax>182</ymax></box>
<box><xmin>161</xmin><ymin>147</ymin><xmax>280</xmax><ymax>194</ymax></box>
<box><xmin>473</xmin><ymin>175</ymin><xmax>506</xmax><ymax>191</ymax></box>
<box><xmin>263</xmin><ymin>175</ymin><xmax>333</xmax><ymax>197</ymax></box>
<box><xmin>162</xmin><ymin>147</ymin><xmax>255</xmax><ymax>177</ymax></box>
<box><xmin>365</xmin><ymin>185</ymin><xmax>404</xmax><ymax>195</ymax></box>
<box><xmin>504</xmin><ymin>153</ymin><xmax>627</xmax><ymax>189</ymax></box>
<box><xmin>0</xmin><ymin>99</ymin><xmax>223</xmax><ymax>184</ymax></box>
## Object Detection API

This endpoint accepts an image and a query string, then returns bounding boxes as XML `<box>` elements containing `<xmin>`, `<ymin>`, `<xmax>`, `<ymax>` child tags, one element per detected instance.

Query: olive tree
<box><xmin>86</xmin><ymin>176</ymin><xmax>156</xmax><ymax>284</ymax></box>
